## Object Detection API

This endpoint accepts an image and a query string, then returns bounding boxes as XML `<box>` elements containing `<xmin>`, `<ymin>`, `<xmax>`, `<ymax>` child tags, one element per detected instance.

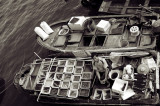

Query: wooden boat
<box><xmin>14</xmin><ymin>51</ymin><xmax>159</xmax><ymax>105</ymax></box>
<box><xmin>36</xmin><ymin>14</ymin><xmax>159</xmax><ymax>54</ymax></box>
<box><xmin>81</xmin><ymin>0</ymin><xmax>160</xmax><ymax>15</ymax></box>
<box><xmin>98</xmin><ymin>0</ymin><xmax>160</xmax><ymax>15</ymax></box>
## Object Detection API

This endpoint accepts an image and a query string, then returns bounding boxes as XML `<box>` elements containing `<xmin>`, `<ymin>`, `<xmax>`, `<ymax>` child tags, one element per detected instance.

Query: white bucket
<box><xmin>130</xmin><ymin>26</ymin><xmax>140</xmax><ymax>36</ymax></box>
<box><xmin>109</xmin><ymin>70</ymin><xmax>121</xmax><ymax>80</ymax></box>
<box><xmin>40</xmin><ymin>21</ymin><xmax>54</xmax><ymax>34</ymax></box>
<box><xmin>34</xmin><ymin>27</ymin><xmax>49</xmax><ymax>41</ymax></box>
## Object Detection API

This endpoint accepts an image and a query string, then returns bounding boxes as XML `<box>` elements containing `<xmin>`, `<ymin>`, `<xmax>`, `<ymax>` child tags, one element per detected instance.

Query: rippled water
<box><xmin>0</xmin><ymin>0</ymin><xmax>89</xmax><ymax>105</ymax></box>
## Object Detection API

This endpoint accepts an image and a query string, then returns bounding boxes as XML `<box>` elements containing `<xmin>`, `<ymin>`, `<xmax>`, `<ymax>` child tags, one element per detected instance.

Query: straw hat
<box><xmin>137</xmin><ymin>64</ymin><xmax>149</xmax><ymax>75</ymax></box>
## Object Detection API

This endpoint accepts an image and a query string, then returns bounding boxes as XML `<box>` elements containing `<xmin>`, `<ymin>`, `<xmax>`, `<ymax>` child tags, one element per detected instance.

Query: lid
<box><xmin>137</xmin><ymin>64</ymin><xmax>149</xmax><ymax>75</ymax></box>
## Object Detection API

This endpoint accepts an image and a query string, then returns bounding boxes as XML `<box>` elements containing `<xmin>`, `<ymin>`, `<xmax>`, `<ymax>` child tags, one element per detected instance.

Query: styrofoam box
<box><xmin>68</xmin><ymin>16</ymin><xmax>87</xmax><ymax>31</ymax></box>
<box><xmin>112</xmin><ymin>78</ymin><xmax>128</xmax><ymax>95</ymax></box>
<box><xmin>96</xmin><ymin>20</ymin><xmax>111</xmax><ymax>32</ymax></box>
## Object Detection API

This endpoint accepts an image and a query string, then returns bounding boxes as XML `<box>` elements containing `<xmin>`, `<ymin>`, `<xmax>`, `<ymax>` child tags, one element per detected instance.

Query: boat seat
<box><xmin>54</xmin><ymin>35</ymin><xmax>67</xmax><ymax>47</ymax></box>
<box><xmin>68</xmin><ymin>33</ymin><xmax>83</xmax><ymax>43</ymax></box>
<box><xmin>105</xmin><ymin>35</ymin><xmax>122</xmax><ymax>48</ymax></box>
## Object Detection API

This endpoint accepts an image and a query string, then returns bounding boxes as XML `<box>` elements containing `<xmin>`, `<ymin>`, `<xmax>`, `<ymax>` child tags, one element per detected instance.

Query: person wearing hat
<box><xmin>92</xmin><ymin>54</ymin><xmax>109</xmax><ymax>84</ymax></box>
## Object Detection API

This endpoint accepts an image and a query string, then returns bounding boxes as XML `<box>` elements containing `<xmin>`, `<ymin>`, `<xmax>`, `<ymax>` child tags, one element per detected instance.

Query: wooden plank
<box><xmin>98</xmin><ymin>1</ymin><xmax>112</xmax><ymax>13</ymax></box>
<box><xmin>121</xmin><ymin>0</ymin><xmax>130</xmax><ymax>14</ymax></box>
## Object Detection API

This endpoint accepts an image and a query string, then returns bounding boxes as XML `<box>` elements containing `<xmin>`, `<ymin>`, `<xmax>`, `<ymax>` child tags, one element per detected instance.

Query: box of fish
<box><xmin>41</xmin><ymin>86</ymin><xmax>51</xmax><ymax>94</ymax></box>
<box><xmin>68</xmin><ymin>89</ymin><xmax>78</xmax><ymax>98</ymax></box>
<box><xmin>82</xmin><ymin>72</ymin><xmax>92</xmax><ymax>80</ymax></box>
<box><xmin>52</xmin><ymin>60</ymin><xmax>58</xmax><ymax>66</ymax></box>
<box><xmin>64</xmin><ymin>67</ymin><xmax>74</xmax><ymax>73</ymax></box>
<box><xmin>47</xmin><ymin>72</ymin><xmax>55</xmax><ymax>80</ymax></box>
<box><xmin>52</xmin><ymin>80</ymin><xmax>61</xmax><ymax>88</ymax></box>
<box><xmin>49</xmin><ymin>87</ymin><xmax>59</xmax><ymax>96</ymax></box>
<box><xmin>70</xmin><ymin>82</ymin><xmax>80</xmax><ymax>90</ymax></box>
<box><xmin>80</xmin><ymin>81</ymin><xmax>91</xmax><ymax>89</ymax></box>
<box><xmin>79</xmin><ymin>89</ymin><xmax>90</xmax><ymax>97</ymax></box>
<box><xmin>54</xmin><ymin>73</ymin><xmax>63</xmax><ymax>80</ymax></box>
<box><xmin>61</xmin><ymin>81</ymin><xmax>70</xmax><ymax>89</ymax></box>
<box><xmin>62</xmin><ymin>74</ymin><xmax>72</xmax><ymax>81</ymax></box>
<box><xmin>50</xmin><ymin>66</ymin><xmax>57</xmax><ymax>72</ymax></box>
<box><xmin>57</xmin><ymin>88</ymin><xmax>68</xmax><ymax>97</ymax></box>
<box><xmin>74</xmin><ymin>67</ymin><xmax>83</xmax><ymax>75</ymax></box>
<box><xmin>66</xmin><ymin>59</ymin><xmax>76</xmax><ymax>66</ymax></box>
<box><xmin>56</xmin><ymin>66</ymin><xmax>65</xmax><ymax>73</ymax></box>
<box><xmin>72</xmin><ymin>75</ymin><xmax>81</xmax><ymax>82</ymax></box>
<box><xmin>58</xmin><ymin>60</ymin><xmax>67</xmax><ymax>66</ymax></box>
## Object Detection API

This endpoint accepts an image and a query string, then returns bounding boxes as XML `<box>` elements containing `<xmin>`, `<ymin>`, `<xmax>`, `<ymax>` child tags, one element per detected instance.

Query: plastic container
<box><xmin>79</xmin><ymin>89</ymin><xmax>90</xmax><ymax>97</ymax></box>
<box><xmin>68</xmin><ymin>89</ymin><xmax>78</xmax><ymax>98</ymax></box>
<box><xmin>52</xmin><ymin>61</ymin><xmax>58</xmax><ymax>66</ymax></box>
<box><xmin>72</xmin><ymin>75</ymin><xmax>81</xmax><ymax>82</ymax></box>
<box><xmin>58</xmin><ymin>89</ymin><xmax>68</xmax><ymax>97</ymax></box>
<box><xmin>44</xmin><ymin>80</ymin><xmax>52</xmax><ymax>87</ymax></box>
<box><xmin>76</xmin><ymin>61</ymin><xmax>84</xmax><ymax>67</ymax></box>
<box><xmin>47</xmin><ymin>72</ymin><xmax>55</xmax><ymax>80</ymax></box>
<box><xmin>61</xmin><ymin>81</ymin><xmax>70</xmax><ymax>89</ymax></box>
<box><xmin>50</xmin><ymin>66</ymin><xmax>57</xmax><ymax>72</ymax></box>
<box><xmin>52</xmin><ymin>80</ymin><xmax>61</xmax><ymax>88</ymax></box>
<box><xmin>80</xmin><ymin>81</ymin><xmax>91</xmax><ymax>89</ymax></box>
<box><xmin>58</xmin><ymin>60</ymin><xmax>67</xmax><ymax>66</ymax></box>
<box><xmin>54</xmin><ymin>73</ymin><xmax>63</xmax><ymax>80</ymax></box>
<box><xmin>64</xmin><ymin>67</ymin><xmax>74</xmax><ymax>73</ymax></box>
<box><xmin>67</xmin><ymin>59</ymin><xmax>76</xmax><ymax>66</ymax></box>
<box><xmin>56</xmin><ymin>67</ymin><xmax>65</xmax><ymax>73</ymax></box>
<box><xmin>82</xmin><ymin>72</ymin><xmax>92</xmax><ymax>80</ymax></box>
<box><xmin>74</xmin><ymin>67</ymin><xmax>83</xmax><ymax>75</ymax></box>
<box><xmin>70</xmin><ymin>82</ymin><xmax>80</xmax><ymax>89</ymax></box>
<box><xmin>41</xmin><ymin>87</ymin><xmax>51</xmax><ymax>94</ymax></box>
<box><xmin>62</xmin><ymin>74</ymin><xmax>72</xmax><ymax>81</ymax></box>
<box><xmin>50</xmin><ymin>88</ymin><xmax>58</xmax><ymax>96</ymax></box>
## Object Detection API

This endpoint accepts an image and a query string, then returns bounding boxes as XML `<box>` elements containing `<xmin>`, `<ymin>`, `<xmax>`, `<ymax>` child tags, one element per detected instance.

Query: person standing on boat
<box><xmin>92</xmin><ymin>54</ymin><xmax>109</xmax><ymax>84</ymax></box>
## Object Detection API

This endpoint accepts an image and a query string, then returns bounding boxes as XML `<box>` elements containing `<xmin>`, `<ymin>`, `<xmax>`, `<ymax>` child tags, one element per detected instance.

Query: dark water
<box><xmin>0</xmin><ymin>0</ymin><xmax>89</xmax><ymax>106</ymax></box>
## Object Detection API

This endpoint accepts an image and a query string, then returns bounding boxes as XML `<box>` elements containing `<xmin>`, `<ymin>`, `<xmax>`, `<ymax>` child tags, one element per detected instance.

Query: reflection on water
<box><xmin>0</xmin><ymin>0</ymin><xmax>89</xmax><ymax>105</ymax></box>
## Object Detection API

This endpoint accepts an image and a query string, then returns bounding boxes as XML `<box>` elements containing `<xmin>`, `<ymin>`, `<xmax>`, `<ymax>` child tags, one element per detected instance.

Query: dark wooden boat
<box><xmin>36</xmin><ymin>14</ymin><xmax>159</xmax><ymax>54</ymax></box>
<box><xmin>14</xmin><ymin>51</ymin><xmax>160</xmax><ymax>105</ymax></box>
<box><xmin>98</xmin><ymin>0</ymin><xmax>160</xmax><ymax>15</ymax></box>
